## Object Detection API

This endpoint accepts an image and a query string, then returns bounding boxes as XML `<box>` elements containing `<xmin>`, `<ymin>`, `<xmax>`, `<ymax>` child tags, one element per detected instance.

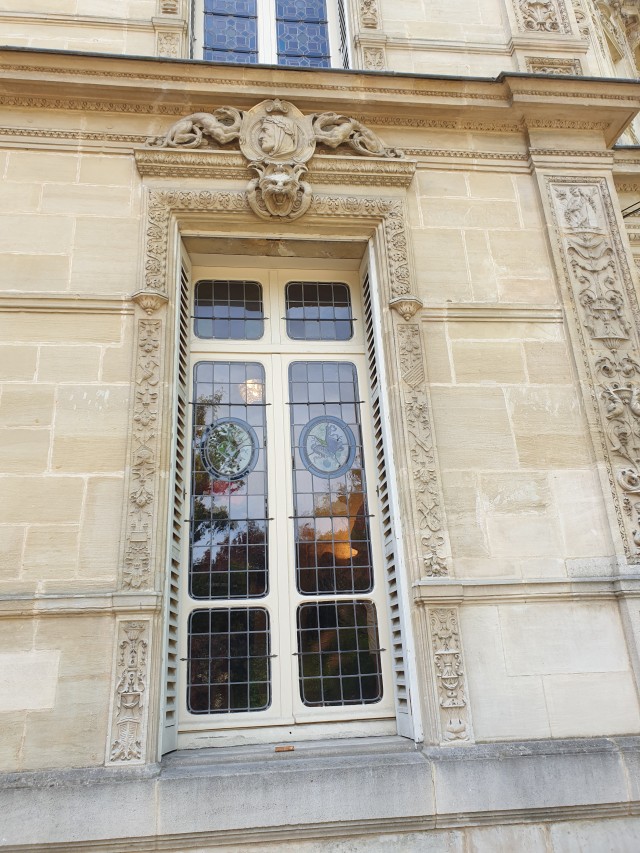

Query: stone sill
<box><xmin>2</xmin><ymin>736</ymin><xmax>640</xmax><ymax>850</ymax></box>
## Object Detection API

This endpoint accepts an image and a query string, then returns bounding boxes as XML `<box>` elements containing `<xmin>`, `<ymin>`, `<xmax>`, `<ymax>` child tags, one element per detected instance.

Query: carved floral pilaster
<box><xmin>396</xmin><ymin>324</ymin><xmax>449</xmax><ymax>578</ymax></box>
<box><xmin>120</xmin><ymin>311</ymin><xmax>163</xmax><ymax>590</ymax></box>
<box><xmin>107</xmin><ymin>620</ymin><xmax>151</xmax><ymax>765</ymax></box>
<box><xmin>428</xmin><ymin>608</ymin><xmax>472</xmax><ymax>743</ymax></box>
<box><xmin>547</xmin><ymin>177</ymin><xmax>640</xmax><ymax>562</ymax></box>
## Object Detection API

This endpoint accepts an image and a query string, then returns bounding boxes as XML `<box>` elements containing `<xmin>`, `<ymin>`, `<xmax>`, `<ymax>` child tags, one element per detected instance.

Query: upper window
<box><xmin>195</xmin><ymin>0</ymin><xmax>349</xmax><ymax>68</ymax></box>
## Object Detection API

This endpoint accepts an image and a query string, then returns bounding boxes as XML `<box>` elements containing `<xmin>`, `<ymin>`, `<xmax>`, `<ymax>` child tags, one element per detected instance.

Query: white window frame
<box><xmin>192</xmin><ymin>0</ymin><xmax>349</xmax><ymax>69</ymax></box>
<box><xmin>176</xmin><ymin>259</ymin><xmax>396</xmax><ymax>749</ymax></box>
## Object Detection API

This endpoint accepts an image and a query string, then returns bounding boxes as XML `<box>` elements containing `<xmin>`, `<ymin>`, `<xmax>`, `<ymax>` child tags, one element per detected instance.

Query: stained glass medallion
<box><xmin>299</xmin><ymin>415</ymin><xmax>355</xmax><ymax>479</ymax></box>
<box><xmin>201</xmin><ymin>417</ymin><xmax>259</xmax><ymax>481</ymax></box>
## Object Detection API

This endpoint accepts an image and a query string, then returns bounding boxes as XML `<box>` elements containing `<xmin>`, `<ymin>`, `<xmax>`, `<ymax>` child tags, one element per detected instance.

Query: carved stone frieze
<box><xmin>548</xmin><ymin>177</ymin><xmax>640</xmax><ymax>561</ymax></box>
<box><xmin>525</xmin><ymin>56</ymin><xmax>583</xmax><ymax>73</ymax></box>
<box><xmin>428</xmin><ymin>608</ymin><xmax>472</xmax><ymax>743</ymax></box>
<box><xmin>359</xmin><ymin>0</ymin><xmax>380</xmax><ymax>28</ymax></box>
<box><xmin>121</xmin><ymin>318</ymin><xmax>163</xmax><ymax>590</ymax></box>
<box><xmin>145</xmin><ymin>98</ymin><xmax>403</xmax><ymax>222</ymax></box>
<box><xmin>572</xmin><ymin>0</ymin><xmax>590</xmax><ymax>37</ymax></box>
<box><xmin>107</xmin><ymin>620</ymin><xmax>150</xmax><ymax>764</ymax></box>
<box><xmin>397</xmin><ymin>325</ymin><xmax>449</xmax><ymax>578</ymax></box>
<box><xmin>514</xmin><ymin>0</ymin><xmax>572</xmax><ymax>33</ymax></box>
<box><xmin>142</xmin><ymin>190</ymin><xmax>415</xmax><ymax>305</ymax></box>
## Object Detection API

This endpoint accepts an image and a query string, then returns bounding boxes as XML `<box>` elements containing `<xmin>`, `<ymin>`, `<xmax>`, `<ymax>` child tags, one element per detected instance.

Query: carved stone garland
<box><xmin>548</xmin><ymin>177</ymin><xmax>640</xmax><ymax>562</ymax></box>
<box><xmin>147</xmin><ymin>99</ymin><xmax>403</xmax><ymax>223</ymax></box>
<box><xmin>428</xmin><ymin>608</ymin><xmax>472</xmax><ymax>743</ymax></box>
<box><xmin>107</xmin><ymin>620</ymin><xmax>151</xmax><ymax>764</ymax></box>
<box><xmin>513</xmin><ymin>0</ymin><xmax>572</xmax><ymax>33</ymax></box>
<box><xmin>397</xmin><ymin>325</ymin><xmax>448</xmax><ymax>577</ymax></box>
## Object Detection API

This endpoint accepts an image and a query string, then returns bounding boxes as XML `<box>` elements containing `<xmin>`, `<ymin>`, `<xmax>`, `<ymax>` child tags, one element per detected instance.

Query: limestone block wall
<box><xmin>0</xmin><ymin>146</ymin><xmax>140</xmax><ymax>772</ymax></box>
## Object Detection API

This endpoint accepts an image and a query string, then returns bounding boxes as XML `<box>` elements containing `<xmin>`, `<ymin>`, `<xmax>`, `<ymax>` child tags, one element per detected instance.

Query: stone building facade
<box><xmin>2</xmin><ymin>1</ymin><xmax>640</xmax><ymax>851</ymax></box>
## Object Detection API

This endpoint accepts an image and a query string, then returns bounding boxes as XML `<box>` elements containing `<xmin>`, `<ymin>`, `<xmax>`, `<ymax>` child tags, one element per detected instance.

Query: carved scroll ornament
<box><xmin>108</xmin><ymin>620</ymin><xmax>150</xmax><ymax>764</ymax></box>
<box><xmin>147</xmin><ymin>98</ymin><xmax>403</xmax><ymax>221</ymax></box>
<box><xmin>514</xmin><ymin>0</ymin><xmax>571</xmax><ymax>33</ymax></box>
<box><xmin>550</xmin><ymin>178</ymin><xmax>640</xmax><ymax>561</ymax></box>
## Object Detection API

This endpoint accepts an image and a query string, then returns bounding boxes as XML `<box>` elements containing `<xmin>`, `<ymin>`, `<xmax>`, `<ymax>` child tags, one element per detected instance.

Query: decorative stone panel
<box><xmin>513</xmin><ymin>0</ymin><xmax>572</xmax><ymax>34</ymax></box>
<box><xmin>426</xmin><ymin>607</ymin><xmax>473</xmax><ymax>743</ymax></box>
<box><xmin>525</xmin><ymin>57</ymin><xmax>583</xmax><ymax>74</ymax></box>
<box><xmin>547</xmin><ymin>176</ymin><xmax>640</xmax><ymax>563</ymax></box>
<box><xmin>107</xmin><ymin>619</ymin><xmax>152</xmax><ymax>765</ymax></box>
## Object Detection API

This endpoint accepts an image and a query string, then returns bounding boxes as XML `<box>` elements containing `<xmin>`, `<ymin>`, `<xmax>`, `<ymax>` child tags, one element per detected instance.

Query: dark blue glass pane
<box><xmin>204</xmin><ymin>49</ymin><xmax>259</xmax><ymax>62</ymax></box>
<box><xmin>276</xmin><ymin>20</ymin><xmax>329</xmax><ymax>58</ymax></box>
<box><xmin>278</xmin><ymin>55</ymin><xmax>330</xmax><ymax>67</ymax></box>
<box><xmin>205</xmin><ymin>0</ymin><xmax>256</xmax><ymax>14</ymax></box>
<box><xmin>276</xmin><ymin>0</ymin><xmax>327</xmax><ymax>22</ymax></box>
<box><xmin>204</xmin><ymin>15</ymin><xmax>258</xmax><ymax>52</ymax></box>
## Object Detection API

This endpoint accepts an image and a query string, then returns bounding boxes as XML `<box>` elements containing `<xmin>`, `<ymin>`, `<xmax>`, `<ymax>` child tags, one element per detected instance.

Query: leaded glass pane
<box><xmin>276</xmin><ymin>0</ymin><xmax>330</xmax><ymax>66</ymax></box>
<box><xmin>188</xmin><ymin>608</ymin><xmax>271</xmax><ymax>713</ymax></box>
<box><xmin>195</xmin><ymin>280</ymin><xmax>264</xmax><ymax>340</ymax></box>
<box><xmin>276</xmin><ymin>21</ymin><xmax>330</xmax><ymax>61</ymax></box>
<box><xmin>203</xmin><ymin>0</ymin><xmax>258</xmax><ymax>62</ymax></box>
<box><xmin>297</xmin><ymin>601</ymin><xmax>382</xmax><ymax>706</ymax></box>
<box><xmin>286</xmin><ymin>282</ymin><xmax>353</xmax><ymax>341</ymax></box>
<box><xmin>289</xmin><ymin>361</ymin><xmax>373</xmax><ymax>594</ymax></box>
<box><xmin>190</xmin><ymin>362</ymin><xmax>268</xmax><ymax>599</ymax></box>
<box><xmin>275</xmin><ymin>0</ymin><xmax>327</xmax><ymax>22</ymax></box>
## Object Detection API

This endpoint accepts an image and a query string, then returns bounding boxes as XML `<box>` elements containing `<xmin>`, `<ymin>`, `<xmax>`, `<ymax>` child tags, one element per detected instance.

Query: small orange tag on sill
<box><xmin>275</xmin><ymin>745</ymin><xmax>295</xmax><ymax>753</ymax></box>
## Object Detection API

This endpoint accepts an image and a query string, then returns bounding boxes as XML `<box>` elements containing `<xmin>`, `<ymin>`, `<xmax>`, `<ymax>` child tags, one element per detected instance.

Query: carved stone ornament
<box><xmin>132</xmin><ymin>290</ymin><xmax>169</xmax><ymax>315</ymax></box>
<box><xmin>525</xmin><ymin>57</ymin><xmax>583</xmax><ymax>74</ymax></box>
<box><xmin>389</xmin><ymin>296</ymin><xmax>423</xmax><ymax>321</ymax></box>
<box><xmin>548</xmin><ymin>178</ymin><xmax>640</xmax><ymax>561</ymax></box>
<box><xmin>121</xmin><ymin>319</ymin><xmax>162</xmax><ymax>590</ymax></box>
<box><xmin>514</xmin><ymin>0</ymin><xmax>571</xmax><ymax>33</ymax></box>
<box><xmin>429</xmin><ymin>608</ymin><xmax>472</xmax><ymax>743</ymax></box>
<box><xmin>359</xmin><ymin>0</ymin><xmax>380</xmax><ymax>27</ymax></box>
<box><xmin>397</xmin><ymin>324</ymin><xmax>449</xmax><ymax>577</ymax></box>
<box><xmin>146</xmin><ymin>98</ymin><xmax>403</xmax><ymax>221</ymax></box>
<box><xmin>107</xmin><ymin>620</ymin><xmax>150</xmax><ymax>764</ymax></box>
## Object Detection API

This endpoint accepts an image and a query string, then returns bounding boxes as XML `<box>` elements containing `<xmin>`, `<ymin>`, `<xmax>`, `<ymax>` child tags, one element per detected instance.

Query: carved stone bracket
<box><xmin>120</xmin><ymin>317</ymin><xmax>163</xmax><ymax>590</ymax></box>
<box><xmin>144</xmin><ymin>99</ymin><xmax>404</xmax><ymax>222</ymax></box>
<box><xmin>132</xmin><ymin>290</ymin><xmax>169</xmax><ymax>315</ymax></box>
<box><xmin>513</xmin><ymin>0</ymin><xmax>572</xmax><ymax>33</ymax></box>
<box><xmin>107</xmin><ymin>619</ymin><xmax>151</xmax><ymax>765</ymax></box>
<box><xmin>389</xmin><ymin>296</ymin><xmax>423</xmax><ymax>321</ymax></box>
<box><xmin>426</xmin><ymin>607</ymin><xmax>473</xmax><ymax>743</ymax></box>
<box><xmin>547</xmin><ymin>176</ymin><xmax>640</xmax><ymax>562</ymax></box>
<box><xmin>396</xmin><ymin>324</ymin><xmax>449</xmax><ymax>578</ymax></box>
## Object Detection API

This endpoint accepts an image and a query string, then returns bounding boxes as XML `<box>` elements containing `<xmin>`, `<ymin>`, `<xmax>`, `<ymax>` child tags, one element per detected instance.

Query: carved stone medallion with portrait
<box><xmin>239</xmin><ymin>99</ymin><xmax>315</xmax><ymax>165</ymax></box>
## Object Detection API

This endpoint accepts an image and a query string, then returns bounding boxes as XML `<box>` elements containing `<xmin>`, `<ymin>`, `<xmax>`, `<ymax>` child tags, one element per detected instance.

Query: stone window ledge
<box><xmin>2</xmin><ymin>736</ymin><xmax>640</xmax><ymax>850</ymax></box>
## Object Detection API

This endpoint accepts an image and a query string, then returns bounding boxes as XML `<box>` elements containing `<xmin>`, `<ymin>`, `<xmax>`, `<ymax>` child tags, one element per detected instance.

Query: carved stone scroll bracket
<box><xmin>396</xmin><ymin>324</ymin><xmax>450</xmax><ymax>578</ymax></box>
<box><xmin>132</xmin><ymin>290</ymin><xmax>169</xmax><ymax>315</ymax></box>
<box><xmin>119</xmin><ymin>317</ymin><xmax>163</xmax><ymax>590</ymax></box>
<box><xmin>547</xmin><ymin>176</ymin><xmax>640</xmax><ymax>563</ymax></box>
<box><xmin>106</xmin><ymin>619</ymin><xmax>151</xmax><ymax>765</ymax></box>
<box><xmin>424</xmin><ymin>607</ymin><xmax>473</xmax><ymax>744</ymax></box>
<box><xmin>389</xmin><ymin>296</ymin><xmax>423</xmax><ymax>321</ymax></box>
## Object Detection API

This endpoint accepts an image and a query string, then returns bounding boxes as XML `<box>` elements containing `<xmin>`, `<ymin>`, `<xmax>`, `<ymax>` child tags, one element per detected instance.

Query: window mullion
<box><xmin>258</xmin><ymin>0</ymin><xmax>277</xmax><ymax>64</ymax></box>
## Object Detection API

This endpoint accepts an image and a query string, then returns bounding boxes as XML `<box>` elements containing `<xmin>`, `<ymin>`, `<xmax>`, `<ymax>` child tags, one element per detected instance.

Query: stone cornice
<box><xmin>0</xmin><ymin>294</ymin><xmax>134</xmax><ymax>314</ymax></box>
<box><xmin>414</xmin><ymin>574</ymin><xmax>640</xmax><ymax>605</ymax></box>
<box><xmin>0</xmin><ymin>48</ymin><xmax>638</xmax><ymax>145</ymax></box>
<box><xmin>134</xmin><ymin>148</ymin><xmax>416</xmax><ymax>187</ymax></box>
<box><xmin>0</xmin><ymin>590</ymin><xmax>161</xmax><ymax>617</ymax></box>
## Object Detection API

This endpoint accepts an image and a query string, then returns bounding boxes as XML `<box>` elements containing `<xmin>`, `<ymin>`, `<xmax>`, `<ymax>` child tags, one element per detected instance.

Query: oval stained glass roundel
<box><xmin>299</xmin><ymin>415</ymin><xmax>356</xmax><ymax>479</ymax></box>
<box><xmin>201</xmin><ymin>417</ymin><xmax>259</xmax><ymax>481</ymax></box>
